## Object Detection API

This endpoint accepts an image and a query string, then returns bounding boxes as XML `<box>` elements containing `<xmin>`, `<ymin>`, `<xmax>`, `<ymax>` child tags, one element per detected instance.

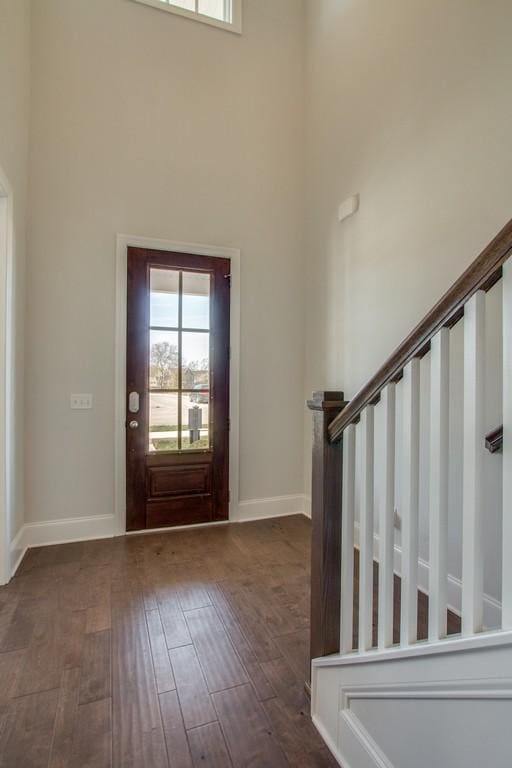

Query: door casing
<box><xmin>115</xmin><ymin>234</ymin><xmax>240</xmax><ymax>534</ymax></box>
<box><xmin>0</xmin><ymin>165</ymin><xmax>14</xmax><ymax>584</ymax></box>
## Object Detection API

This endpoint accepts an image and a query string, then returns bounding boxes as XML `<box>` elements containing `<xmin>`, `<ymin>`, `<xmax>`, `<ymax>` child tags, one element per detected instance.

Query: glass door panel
<box><xmin>148</xmin><ymin>267</ymin><xmax>211</xmax><ymax>453</ymax></box>
<box><xmin>150</xmin><ymin>268</ymin><xmax>179</xmax><ymax>327</ymax></box>
<box><xmin>149</xmin><ymin>392</ymin><xmax>179</xmax><ymax>453</ymax></box>
<box><xmin>149</xmin><ymin>330</ymin><xmax>179</xmax><ymax>389</ymax></box>
<box><xmin>182</xmin><ymin>332</ymin><xmax>210</xmax><ymax>389</ymax></box>
<box><xmin>181</xmin><ymin>397</ymin><xmax>210</xmax><ymax>450</ymax></box>
<box><xmin>182</xmin><ymin>271</ymin><xmax>210</xmax><ymax>329</ymax></box>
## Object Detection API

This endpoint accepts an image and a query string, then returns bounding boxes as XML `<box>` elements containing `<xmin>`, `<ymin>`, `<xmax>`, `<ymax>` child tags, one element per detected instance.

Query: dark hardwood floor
<box><xmin>0</xmin><ymin>515</ymin><xmax>338</xmax><ymax>768</ymax></box>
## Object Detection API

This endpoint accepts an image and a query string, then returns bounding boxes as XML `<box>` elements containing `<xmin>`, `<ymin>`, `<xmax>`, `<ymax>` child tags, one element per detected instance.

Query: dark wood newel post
<box><xmin>307</xmin><ymin>390</ymin><xmax>348</xmax><ymax>684</ymax></box>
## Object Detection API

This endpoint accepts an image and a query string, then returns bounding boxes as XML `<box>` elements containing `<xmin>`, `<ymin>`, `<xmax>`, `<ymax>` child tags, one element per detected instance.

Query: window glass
<box><xmin>182</xmin><ymin>271</ymin><xmax>210</xmax><ymax>329</ymax></box>
<box><xmin>148</xmin><ymin>268</ymin><xmax>212</xmax><ymax>452</ymax></box>
<box><xmin>182</xmin><ymin>332</ymin><xmax>210</xmax><ymax>389</ymax></box>
<box><xmin>150</xmin><ymin>268</ymin><xmax>179</xmax><ymax>328</ymax></box>
<box><xmin>165</xmin><ymin>0</ymin><xmax>195</xmax><ymax>10</ymax></box>
<box><xmin>149</xmin><ymin>393</ymin><xmax>179</xmax><ymax>452</ymax></box>
<box><xmin>149</xmin><ymin>330</ymin><xmax>179</xmax><ymax>389</ymax></box>
<box><xmin>198</xmin><ymin>0</ymin><xmax>226</xmax><ymax>21</ymax></box>
<box><xmin>181</xmin><ymin>397</ymin><xmax>209</xmax><ymax>450</ymax></box>
<box><xmin>131</xmin><ymin>0</ymin><xmax>240</xmax><ymax>31</ymax></box>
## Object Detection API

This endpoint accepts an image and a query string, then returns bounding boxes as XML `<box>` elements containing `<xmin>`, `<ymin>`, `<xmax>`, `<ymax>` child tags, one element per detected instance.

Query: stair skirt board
<box><xmin>312</xmin><ymin>635</ymin><xmax>512</xmax><ymax>768</ymax></box>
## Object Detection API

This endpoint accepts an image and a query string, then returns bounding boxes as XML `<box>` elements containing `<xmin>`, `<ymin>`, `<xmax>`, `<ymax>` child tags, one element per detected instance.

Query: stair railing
<box><xmin>307</xmin><ymin>218</ymin><xmax>512</xmax><ymax>674</ymax></box>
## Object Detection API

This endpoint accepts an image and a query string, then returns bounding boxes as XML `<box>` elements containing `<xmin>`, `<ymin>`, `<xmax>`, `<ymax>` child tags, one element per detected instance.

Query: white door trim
<box><xmin>0</xmin><ymin>167</ymin><xmax>14</xmax><ymax>584</ymax></box>
<box><xmin>115</xmin><ymin>234</ymin><xmax>240</xmax><ymax>534</ymax></box>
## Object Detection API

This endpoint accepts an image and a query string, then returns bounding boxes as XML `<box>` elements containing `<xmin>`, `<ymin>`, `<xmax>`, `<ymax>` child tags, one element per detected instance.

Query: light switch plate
<box><xmin>70</xmin><ymin>394</ymin><xmax>93</xmax><ymax>410</ymax></box>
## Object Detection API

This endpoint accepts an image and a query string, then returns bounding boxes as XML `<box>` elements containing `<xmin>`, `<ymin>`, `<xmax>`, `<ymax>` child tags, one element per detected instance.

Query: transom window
<box><xmin>131</xmin><ymin>0</ymin><xmax>242</xmax><ymax>34</ymax></box>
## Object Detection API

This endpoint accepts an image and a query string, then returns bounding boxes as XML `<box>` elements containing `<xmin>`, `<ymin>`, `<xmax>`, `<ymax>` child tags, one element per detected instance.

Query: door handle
<box><xmin>128</xmin><ymin>420</ymin><xmax>139</xmax><ymax>430</ymax></box>
<box><xmin>129</xmin><ymin>391</ymin><xmax>140</xmax><ymax>413</ymax></box>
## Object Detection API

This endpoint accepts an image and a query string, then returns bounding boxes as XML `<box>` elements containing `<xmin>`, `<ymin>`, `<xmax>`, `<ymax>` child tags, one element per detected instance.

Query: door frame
<box><xmin>115</xmin><ymin>234</ymin><xmax>240</xmax><ymax>534</ymax></box>
<box><xmin>0</xmin><ymin>166</ymin><xmax>14</xmax><ymax>584</ymax></box>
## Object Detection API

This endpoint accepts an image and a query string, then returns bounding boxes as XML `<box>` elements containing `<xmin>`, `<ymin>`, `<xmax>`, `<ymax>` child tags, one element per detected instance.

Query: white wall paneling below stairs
<box><xmin>312</xmin><ymin>632</ymin><xmax>512</xmax><ymax>768</ymax></box>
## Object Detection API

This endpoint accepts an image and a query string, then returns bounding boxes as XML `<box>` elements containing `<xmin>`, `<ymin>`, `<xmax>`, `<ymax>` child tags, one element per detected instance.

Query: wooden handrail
<box><xmin>486</xmin><ymin>426</ymin><xmax>503</xmax><ymax>454</ymax></box>
<box><xmin>329</xmin><ymin>218</ymin><xmax>512</xmax><ymax>443</ymax></box>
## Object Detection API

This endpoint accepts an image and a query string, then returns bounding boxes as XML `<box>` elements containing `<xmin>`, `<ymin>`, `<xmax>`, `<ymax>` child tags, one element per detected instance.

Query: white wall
<box><xmin>11</xmin><ymin>0</ymin><xmax>512</xmax><ymax>565</ymax></box>
<box><xmin>303</xmin><ymin>0</ymin><xmax>512</xmax><ymax>607</ymax></box>
<box><xmin>26</xmin><ymin>0</ymin><xmax>305</xmax><ymax>526</ymax></box>
<box><xmin>0</xmin><ymin>0</ymin><xmax>30</xmax><ymax>564</ymax></box>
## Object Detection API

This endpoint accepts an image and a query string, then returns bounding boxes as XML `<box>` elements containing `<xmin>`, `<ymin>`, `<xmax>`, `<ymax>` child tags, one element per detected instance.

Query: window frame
<box><xmin>130</xmin><ymin>0</ymin><xmax>242</xmax><ymax>34</ymax></box>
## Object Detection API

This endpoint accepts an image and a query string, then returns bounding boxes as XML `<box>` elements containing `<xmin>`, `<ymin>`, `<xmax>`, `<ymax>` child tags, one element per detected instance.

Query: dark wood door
<box><xmin>126</xmin><ymin>247</ymin><xmax>230</xmax><ymax>531</ymax></box>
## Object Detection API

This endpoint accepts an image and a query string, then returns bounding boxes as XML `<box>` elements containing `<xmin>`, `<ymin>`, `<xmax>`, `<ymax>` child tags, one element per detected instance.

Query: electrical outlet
<box><xmin>70</xmin><ymin>394</ymin><xmax>93</xmax><ymax>410</ymax></box>
<box><xmin>393</xmin><ymin>509</ymin><xmax>402</xmax><ymax>530</ymax></box>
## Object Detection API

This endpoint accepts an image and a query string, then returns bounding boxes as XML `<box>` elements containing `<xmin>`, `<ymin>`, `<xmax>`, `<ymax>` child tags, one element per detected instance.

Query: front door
<box><xmin>126</xmin><ymin>247</ymin><xmax>230</xmax><ymax>531</ymax></box>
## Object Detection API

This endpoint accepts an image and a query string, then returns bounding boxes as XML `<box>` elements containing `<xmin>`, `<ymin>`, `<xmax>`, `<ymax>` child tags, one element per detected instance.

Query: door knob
<box><xmin>128</xmin><ymin>420</ymin><xmax>139</xmax><ymax>430</ymax></box>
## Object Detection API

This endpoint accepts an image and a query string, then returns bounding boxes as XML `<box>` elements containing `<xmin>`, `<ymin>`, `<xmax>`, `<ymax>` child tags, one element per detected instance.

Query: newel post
<box><xmin>307</xmin><ymin>390</ymin><xmax>348</xmax><ymax>678</ymax></box>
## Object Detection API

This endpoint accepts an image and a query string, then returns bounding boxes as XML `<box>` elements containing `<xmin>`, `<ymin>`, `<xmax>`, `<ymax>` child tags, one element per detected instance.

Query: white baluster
<box><xmin>400</xmin><ymin>358</ymin><xmax>420</xmax><ymax>646</ymax></box>
<box><xmin>340</xmin><ymin>424</ymin><xmax>356</xmax><ymax>653</ymax></box>
<box><xmin>378</xmin><ymin>384</ymin><xmax>396</xmax><ymax>650</ymax></box>
<box><xmin>359</xmin><ymin>406</ymin><xmax>375</xmax><ymax>651</ymax></box>
<box><xmin>503</xmin><ymin>262</ymin><xmax>512</xmax><ymax>629</ymax></box>
<box><xmin>462</xmin><ymin>291</ymin><xmax>485</xmax><ymax>635</ymax></box>
<box><xmin>429</xmin><ymin>328</ymin><xmax>450</xmax><ymax>641</ymax></box>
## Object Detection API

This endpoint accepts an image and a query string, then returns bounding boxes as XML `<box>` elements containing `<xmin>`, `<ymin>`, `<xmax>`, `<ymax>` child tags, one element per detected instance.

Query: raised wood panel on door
<box><xmin>147</xmin><ymin>464</ymin><xmax>211</xmax><ymax>499</ymax></box>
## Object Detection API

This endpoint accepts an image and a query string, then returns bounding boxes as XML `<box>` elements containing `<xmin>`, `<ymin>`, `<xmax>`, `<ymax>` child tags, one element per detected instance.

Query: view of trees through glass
<box><xmin>148</xmin><ymin>269</ymin><xmax>211</xmax><ymax>452</ymax></box>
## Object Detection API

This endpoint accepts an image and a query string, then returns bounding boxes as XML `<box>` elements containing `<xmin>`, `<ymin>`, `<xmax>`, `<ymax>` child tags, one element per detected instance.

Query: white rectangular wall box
<box><xmin>70</xmin><ymin>394</ymin><xmax>93</xmax><ymax>410</ymax></box>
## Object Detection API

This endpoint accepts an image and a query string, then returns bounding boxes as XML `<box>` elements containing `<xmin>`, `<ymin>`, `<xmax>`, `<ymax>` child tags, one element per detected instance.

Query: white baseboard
<box><xmin>232</xmin><ymin>494</ymin><xmax>306</xmax><ymax>523</ymax></box>
<box><xmin>8</xmin><ymin>495</ymin><xmax>310</xmax><ymax>577</ymax></box>
<box><xmin>9</xmin><ymin>525</ymin><xmax>27</xmax><ymax>577</ymax></box>
<box><xmin>10</xmin><ymin>514</ymin><xmax>116</xmax><ymax>576</ymax></box>
<box><xmin>312</xmin><ymin>714</ymin><xmax>344</xmax><ymax>767</ymax></box>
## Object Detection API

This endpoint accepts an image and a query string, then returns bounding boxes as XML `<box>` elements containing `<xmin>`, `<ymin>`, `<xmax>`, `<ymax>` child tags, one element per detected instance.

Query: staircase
<box><xmin>307</xmin><ymin>221</ymin><xmax>512</xmax><ymax>768</ymax></box>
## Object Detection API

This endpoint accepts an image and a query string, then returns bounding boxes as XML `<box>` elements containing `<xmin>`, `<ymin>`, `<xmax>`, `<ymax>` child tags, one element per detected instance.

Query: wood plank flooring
<box><xmin>0</xmin><ymin>515</ymin><xmax>338</xmax><ymax>768</ymax></box>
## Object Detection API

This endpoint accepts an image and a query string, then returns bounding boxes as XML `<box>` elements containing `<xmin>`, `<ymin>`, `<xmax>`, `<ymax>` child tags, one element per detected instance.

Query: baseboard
<box><xmin>311</xmin><ymin>714</ymin><xmax>344</xmax><ymax>767</ymax></box>
<box><xmin>10</xmin><ymin>514</ymin><xmax>116</xmax><ymax>575</ymax></box>
<box><xmin>232</xmin><ymin>494</ymin><xmax>306</xmax><ymax>523</ymax></box>
<box><xmin>8</xmin><ymin>496</ymin><xmax>310</xmax><ymax>577</ymax></box>
<box><xmin>9</xmin><ymin>525</ymin><xmax>27</xmax><ymax>577</ymax></box>
<box><xmin>353</xmin><ymin>522</ymin><xmax>501</xmax><ymax>629</ymax></box>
